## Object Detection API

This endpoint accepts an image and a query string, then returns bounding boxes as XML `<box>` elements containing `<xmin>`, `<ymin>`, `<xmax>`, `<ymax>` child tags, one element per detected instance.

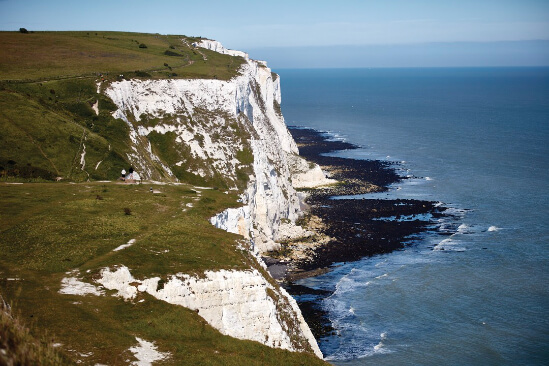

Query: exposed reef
<box><xmin>274</xmin><ymin>127</ymin><xmax>453</xmax><ymax>340</ymax></box>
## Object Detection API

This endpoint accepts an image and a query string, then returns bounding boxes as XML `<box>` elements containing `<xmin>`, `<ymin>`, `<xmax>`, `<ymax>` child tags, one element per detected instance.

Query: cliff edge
<box><xmin>102</xmin><ymin>39</ymin><xmax>327</xmax><ymax>357</ymax></box>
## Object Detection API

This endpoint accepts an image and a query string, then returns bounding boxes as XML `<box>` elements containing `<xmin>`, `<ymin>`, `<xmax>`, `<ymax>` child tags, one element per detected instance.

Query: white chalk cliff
<box><xmin>197</xmin><ymin>39</ymin><xmax>250</xmax><ymax>60</ymax></box>
<box><xmin>99</xmin><ymin>40</ymin><xmax>331</xmax><ymax>358</ymax></box>
<box><xmin>105</xmin><ymin>40</ymin><xmax>330</xmax><ymax>253</ymax></box>
<box><xmin>95</xmin><ymin>266</ymin><xmax>321</xmax><ymax>358</ymax></box>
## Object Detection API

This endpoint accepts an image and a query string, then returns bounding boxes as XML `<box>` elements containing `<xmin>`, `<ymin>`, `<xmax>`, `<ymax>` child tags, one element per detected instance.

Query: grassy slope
<box><xmin>0</xmin><ymin>295</ymin><xmax>72</xmax><ymax>365</ymax></box>
<box><xmin>0</xmin><ymin>182</ymin><xmax>326</xmax><ymax>365</ymax></box>
<box><xmin>0</xmin><ymin>31</ymin><xmax>248</xmax><ymax>183</ymax></box>
<box><xmin>0</xmin><ymin>31</ymin><xmax>244</xmax><ymax>81</ymax></box>
<box><xmin>0</xmin><ymin>80</ymin><xmax>131</xmax><ymax>182</ymax></box>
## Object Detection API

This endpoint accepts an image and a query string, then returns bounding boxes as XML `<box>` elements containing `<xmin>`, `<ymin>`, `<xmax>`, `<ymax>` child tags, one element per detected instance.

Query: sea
<box><xmin>276</xmin><ymin>67</ymin><xmax>549</xmax><ymax>365</ymax></box>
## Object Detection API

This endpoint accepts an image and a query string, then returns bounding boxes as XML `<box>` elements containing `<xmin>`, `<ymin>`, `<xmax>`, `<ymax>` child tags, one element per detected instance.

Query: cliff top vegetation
<box><xmin>0</xmin><ymin>31</ymin><xmax>245</xmax><ymax>82</ymax></box>
<box><xmin>0</xmin><ymin>182</ymin><xmax>327</xmax><ymax>365</ymax></box>
<box><xmin>0</xmin><ymin>31</ymin><xmax>254</xmax><ymax>186</ymax></box>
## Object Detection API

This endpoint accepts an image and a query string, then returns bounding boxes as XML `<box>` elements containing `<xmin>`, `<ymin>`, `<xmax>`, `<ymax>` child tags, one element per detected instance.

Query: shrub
<box><xmin>19</xmin><ymin>28</ymin><xmax>28</xmax><ymax>34</ymax></box>
<box><xmin>134</xmin><ymin>70</ymin><xmax>151</xmax><ymax>77</ymax></box>
<box><xmin>64</xmin><ymin>102</ymin><xmax>94</xmax><ymax>118</ymax></box>
<box><xmin>163</xmin><ymin>50</ymin><xmax>183</xmax><ymax>57</ymax></box>
<box><xmin>138</xmin><ymin>43</ymin><xmax>147</xmax><ymax>49</ymax></box>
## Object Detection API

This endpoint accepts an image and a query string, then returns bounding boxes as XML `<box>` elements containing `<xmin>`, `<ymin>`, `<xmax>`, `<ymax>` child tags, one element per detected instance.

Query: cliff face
<box><xmin>100</xmin><ymin>41</ymin><xmax>326</xmax><ymax>358</ymax></box>
<box><xmin>94</xmin><ymin>265</ymin><xmax>321</xmax><ymax>358</ymax></box>
<box><xmin>106</xmin><ymin>47</ymin><xmax>304</xmax><ymax>253</ymax></box>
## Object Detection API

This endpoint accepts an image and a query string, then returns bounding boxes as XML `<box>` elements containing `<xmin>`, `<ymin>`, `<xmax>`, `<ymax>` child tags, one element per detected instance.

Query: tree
<box><xmin>19</xmin><ymin>28</ymin><xmax>28</xmax><ymax>34</ymax></box>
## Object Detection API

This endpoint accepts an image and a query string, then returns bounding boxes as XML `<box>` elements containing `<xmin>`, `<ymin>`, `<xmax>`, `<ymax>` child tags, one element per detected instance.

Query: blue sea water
<box><xmin>276</xmin><ymin>68</ymin><xmax>549</xmax><ymax>365</ymax></box>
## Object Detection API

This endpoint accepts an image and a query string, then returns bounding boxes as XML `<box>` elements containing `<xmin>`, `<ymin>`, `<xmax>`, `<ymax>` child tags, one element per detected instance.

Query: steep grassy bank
<box><xmin>0</xmin><ymin>295</ymin><xmax>72</xmax><ymax>365</ymax></box>
<box><xmin>0</xmin><ymin>182</ymin><xmax>326</xmax><ymax>365</ymax></box>
<box><xmin>0</xmin><ymin>31</ymin><xmax>252</xmax><ymax>186</ymax></box>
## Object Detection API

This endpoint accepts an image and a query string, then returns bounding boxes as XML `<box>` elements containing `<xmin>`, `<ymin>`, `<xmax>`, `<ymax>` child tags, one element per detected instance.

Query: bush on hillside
<box><xmin>0</xmin><ymin>160</ymin><xmax>55</xmax><ymax>181</ymax></box>
<box><xmin>134</xmin><ymin>70</ymin><xmax>151</xmax><ymax>77</ymax></box>
<box><xmin>64</xmin><ymin>102</ymin><xmax>94</xmax><ymax>118</ymax></box>
<box><xmin>138</xmin><ymin>43</ymin><xmax>147</xmax><ymax>49</ymax></box>
<box><xmin>164</xmin><ymin>50</ymin><xmax>183</xmax><ymax>57</ymax></box>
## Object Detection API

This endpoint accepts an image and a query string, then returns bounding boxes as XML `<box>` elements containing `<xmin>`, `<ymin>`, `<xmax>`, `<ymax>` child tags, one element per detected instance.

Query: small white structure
<box><xmin>125</xmin><ymin>170</ymin><xmax>141</xmax><ymax>183</ymax></box>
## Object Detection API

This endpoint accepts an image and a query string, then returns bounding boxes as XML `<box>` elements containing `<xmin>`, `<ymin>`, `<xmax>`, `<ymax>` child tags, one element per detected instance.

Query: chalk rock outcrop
<box><xmin>97</xmin><ymin>266</ymin><xmax>322</xmax><ymax>358</ymax></box>
<box><xmin>197</xmin><ymin>39</ymin><xmax>250</xmax><ymax>60</ymax></box>
<box><xmin>288</xmin><ymin>153</ymin><xmax>337</xmax><ymax>189</ymax></box>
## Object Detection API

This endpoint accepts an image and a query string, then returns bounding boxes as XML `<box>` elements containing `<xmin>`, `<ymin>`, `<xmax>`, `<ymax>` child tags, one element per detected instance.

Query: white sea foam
<box><xmin>433</xmin><ymin>238</ymin><xmax>466</xmax><ymax>252</ymax></box>
<box><xmin>373</xmin><ymin>332</ymin><xmax>389</xmax><ymax>352</ymax></box>
<box><xmin>444</xmin><ymin>206</ymin><xmax>468</xmax><ymax>218</ymax></box>
<box><xmin>334</xmin><ymin>276</ymin><xmax>360</xmax><ymax>295</ymax></box>
<box><xmin>323</xmin><ymin>326</ymin><xmax>392</xmax><ymax>361</ymax></box>
<box><xmin>488</xmin><ymin>226</ymin><xmax>500</xmax><ymax>232</ymax></box>
<box><xmin>457</xmin><ymin>223</ymin><xmax>473</xmax><ymax>234</ymax></box>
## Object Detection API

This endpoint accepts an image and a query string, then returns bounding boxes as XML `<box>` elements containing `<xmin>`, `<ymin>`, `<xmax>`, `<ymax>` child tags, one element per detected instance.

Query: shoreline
<box><xmin>268</xmin><ymin>127</ymin><xmax>452</xmax><ymax>340</ymax></box>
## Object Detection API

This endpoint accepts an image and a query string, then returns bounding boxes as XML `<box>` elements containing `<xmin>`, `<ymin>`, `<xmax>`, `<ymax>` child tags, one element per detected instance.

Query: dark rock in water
<box><xmin>283</xmin><ymin>283</ymin><xmax>333</xmax><ymax>339</ymax></box>
<box><xmin>287</xmin><ymin>127</ymin><xmax>450</xmax><ymax>271</ymax></box>
<box><xmin>283</xmin><ymin>283</ymin><xmax>331</xmax><ymax>297</ymax></box>
<box><xmin>285</xmin><ymin>127</ymin><xmax>454</xmax><ymax>339</ymax></box>
<box><xmin>289</xmin><ymin>127</ymin><xmax>402</xmax><ymax>191</ymax></box>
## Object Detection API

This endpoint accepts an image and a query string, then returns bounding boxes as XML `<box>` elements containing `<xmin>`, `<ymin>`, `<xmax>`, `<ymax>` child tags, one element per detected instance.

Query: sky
<box><xmin>1</xmin><ymin>0</ymin><xmax>548</xmax><ymax>68</ymax></box>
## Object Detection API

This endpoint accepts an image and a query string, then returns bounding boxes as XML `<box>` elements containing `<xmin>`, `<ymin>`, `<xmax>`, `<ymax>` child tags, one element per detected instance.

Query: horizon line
<box><xmin>272</xmin><ymin>65</ymin><xmax>549</xmax><ymax>69</ymax></box>
<box><xmin>247</xmin><ymin>39</ymin><xmax>549</xmax><ymax>50</ymax></box>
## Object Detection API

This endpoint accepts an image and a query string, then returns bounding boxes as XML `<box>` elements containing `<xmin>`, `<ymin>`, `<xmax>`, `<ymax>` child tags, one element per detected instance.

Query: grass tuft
<box><xmin>0</xmin><ymin>295</ymin><xmax>72</xmax><ymax>365</ymax></box>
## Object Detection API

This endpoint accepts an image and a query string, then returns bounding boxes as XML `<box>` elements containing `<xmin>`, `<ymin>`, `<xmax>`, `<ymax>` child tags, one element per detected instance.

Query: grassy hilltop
<box><xmin>0</xmin><ymin>31</ymin><xmax>327</xmax><ymax>365</ymax></box>
<box><xmin>0</xmin><ymin>31</ymin><xmax>246</xmax><ymax>185</ymax></box>
<box><xmin>0</xmin><ymin>31</ymin><xmax>243</xmax><ymax>81</ymax></box>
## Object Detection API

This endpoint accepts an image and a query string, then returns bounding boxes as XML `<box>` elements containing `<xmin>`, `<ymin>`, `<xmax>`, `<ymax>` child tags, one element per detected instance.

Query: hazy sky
<box><xmin>1</xmin><ymin>0</ymin><xmax>548</xmax><ymax>67</ymax></box>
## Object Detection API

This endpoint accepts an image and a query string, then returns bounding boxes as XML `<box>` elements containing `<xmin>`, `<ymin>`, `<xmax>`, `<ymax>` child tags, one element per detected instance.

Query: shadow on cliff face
<box><xmin>282</xmin><ymin>283</ymin><xmax>334</xmax><ymax>340</ymax></box>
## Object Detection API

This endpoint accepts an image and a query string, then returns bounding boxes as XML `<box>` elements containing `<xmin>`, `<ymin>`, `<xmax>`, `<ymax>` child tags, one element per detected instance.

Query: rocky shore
<box><xmin>268</xmin><ymin>127</ymin><xmax>452</xmax><ymax>339</ymax></box>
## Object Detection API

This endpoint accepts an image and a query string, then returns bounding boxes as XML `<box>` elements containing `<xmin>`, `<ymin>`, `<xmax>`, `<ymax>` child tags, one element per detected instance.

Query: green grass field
<box><xmin>0</xmin><ymin>182</ymin><xmax>326</xmax><ymax>365</ymax></box>
<box><xmin>0</xmin><ymin>31</ymin><xmax>245</xmax><ymax>82</ymax></box>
